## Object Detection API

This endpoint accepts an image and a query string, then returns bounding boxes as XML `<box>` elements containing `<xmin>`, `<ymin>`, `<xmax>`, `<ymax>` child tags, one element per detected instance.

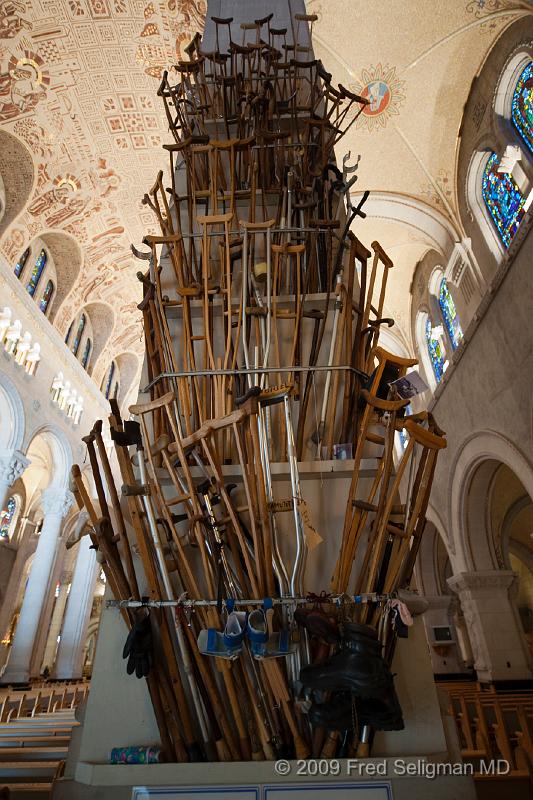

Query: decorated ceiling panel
<box><xmin>0</xmin><ymin>0</ymin><xmax>530</xmax><ymax>386</ymax></box>
<box><xmin>0</xmin><ymin>0</ymin><xmax>206</xmax><ymax>375</ymax></box>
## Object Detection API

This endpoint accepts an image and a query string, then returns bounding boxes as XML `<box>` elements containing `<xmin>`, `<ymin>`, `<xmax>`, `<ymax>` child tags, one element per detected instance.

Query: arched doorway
<box><xmin>449</xmin><ymin>444</ymin><xmax>533</xmax><ymax>682</ymax></box>
<box><xmin>416</xmin><ymin>521</ymin><xmax>473</xmax><ymax>676</ymax></box>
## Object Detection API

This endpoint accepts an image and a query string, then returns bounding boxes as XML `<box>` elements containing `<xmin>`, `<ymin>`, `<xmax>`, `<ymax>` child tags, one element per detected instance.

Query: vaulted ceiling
<box><xmin>0</xmin><ymin>0</ymin><xmax>530</xmax><ymax>375</ymax></box>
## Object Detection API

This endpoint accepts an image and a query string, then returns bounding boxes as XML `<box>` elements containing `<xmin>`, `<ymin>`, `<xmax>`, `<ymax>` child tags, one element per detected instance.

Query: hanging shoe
<box><xmin>300</xmin><ymin>622</ymin><xmax>391</xmax><ymax>697</ymax></box>
<box><xmin>247</xmin><ymin>609</ymin><xmax>295</xmax><ymax>659</ymax></box>
<box><xmin>197</xmin><ymin>611</ymin><xmax>247</xmax><ymax>660</ymax></box>
<box><xmin>309</xmin><ymin>691</ymin><xmax>354</xmax><ymax>732</ymax></box>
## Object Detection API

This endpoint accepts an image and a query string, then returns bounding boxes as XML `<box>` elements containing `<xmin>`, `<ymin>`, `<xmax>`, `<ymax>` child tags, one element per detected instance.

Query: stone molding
<box><xmin>448</xmin><ymin>570</ymin><xmax>517</xmax><ymax>594</ymax></box>
<box><xmin>40</xmin><ymin>486</ymin><xmax>74</xmax><ymax>519</ymax></box>
<box><xmin>0</xmin><ymin>449</ymin><xmax>30</xmax><ymax>486</ymax></box>
<box><xmin>424</xmin><ymin>595</ymin><xmax>453</xmax><ymax>610</ymax></box>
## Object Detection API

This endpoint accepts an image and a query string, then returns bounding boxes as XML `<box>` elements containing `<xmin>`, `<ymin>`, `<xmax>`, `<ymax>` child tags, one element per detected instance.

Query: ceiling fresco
<box><xmin>0</xmin><ymin>0</ymin><xmax>530</xmax><ymax>382</ymax></box>
<box><xmin>0</xmin><ymin>0</ymin><xmax>206</xmax><ymax>379</ymax></box>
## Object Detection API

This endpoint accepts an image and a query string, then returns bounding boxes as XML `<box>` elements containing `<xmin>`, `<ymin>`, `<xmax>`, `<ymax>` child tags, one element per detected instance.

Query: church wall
<box><xmin>428</xmin><ymin>219</ymin><xmax>533</xmax><ymax>563</ymax></box>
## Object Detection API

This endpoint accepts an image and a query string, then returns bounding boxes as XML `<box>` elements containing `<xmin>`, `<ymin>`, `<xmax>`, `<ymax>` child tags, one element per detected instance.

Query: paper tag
<box><xmin>297</xmin><ymin>499</ymin><xmax>323</xmax><ymax>551</ymax></box>
<box><xmin>268</xmin><ymin>498</ymin><xmax>293</xmax><ymax>513</ymax></box>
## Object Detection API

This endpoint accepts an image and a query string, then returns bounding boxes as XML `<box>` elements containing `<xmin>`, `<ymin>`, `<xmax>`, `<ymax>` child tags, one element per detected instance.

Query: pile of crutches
<box><xmin>71</xmin><ymin>10</ymin><xmax>447</xmax><ymax>762</ymax></box>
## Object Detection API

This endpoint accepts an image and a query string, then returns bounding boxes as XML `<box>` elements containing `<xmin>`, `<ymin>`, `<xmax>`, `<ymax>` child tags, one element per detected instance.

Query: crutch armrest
<box><xmin>240</xmin><ymin>218</ymin><xmax>276</xmax><ymax>230</ymax></box>
<box><xmin>129</xmin><ymin>391</ymin><xmax>175</xmax><ymax>415</ymax></box>
<box><xmin>121</xmin><ymin>483</ymin><xmax>150</xmax><ymax>497</ymax></box>
<box><xmin>404</xmin><ymin>420</ymin><xmax>447</xmax><ymax>450</ymax></box>
<box><xmin>371</xmin><ymin>241</ymin><xmax>393</xmax><ymax>268</ymax></box>
<box><xmin>373</xmin><ymin>347</ymin><xmax>418</xmax><ymax>370</ymax></box>
<box><xmin>360</xmin><ymin>389</ymin><xmax>410</xmax><ymax>412</ymax></box>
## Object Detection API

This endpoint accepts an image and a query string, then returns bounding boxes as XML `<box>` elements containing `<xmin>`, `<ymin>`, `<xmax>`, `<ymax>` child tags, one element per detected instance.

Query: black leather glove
<box><xmin>122</xmin><ymin>611</ymin><xmax>153</xmax><ymax>678</ymax></box>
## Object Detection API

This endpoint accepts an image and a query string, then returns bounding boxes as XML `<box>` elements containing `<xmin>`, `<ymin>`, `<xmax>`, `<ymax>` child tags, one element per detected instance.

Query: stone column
<box><xmin>40</xmin><ymin>567</ymin><xmax>74</xmax><ymax>675</ymax></box>
<box><xmin>2</xmin><ymin>486</ymin><xmax>73</xmax><ymax>684</ymax></box>
<box><xmin>0</xmin><ymin>450</ymin><xmax>30</xmax><ymax>512</ymax></box>
<box><xmin>0</xmin><ymin>518</ymin><xmax>38</xmax><ymax>671</ymax></box>
<box><xmin>422</xmin><ymin>595</ymin><xmax>466</xmax><ymax>675</ymax></box>
<box><xmin>54</xmin><ymin>536</ymin><xmax>99</xmax><ymax>679</ymax></box>
<box><xmin>448</xmin><ymin>570</ymin><xmax>533</xmax><ymax>682</ymax></box>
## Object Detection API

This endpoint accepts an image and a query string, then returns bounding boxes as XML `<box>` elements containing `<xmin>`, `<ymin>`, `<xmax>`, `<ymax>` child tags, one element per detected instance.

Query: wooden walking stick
<box><xmin>92</xmin><ymin>419</ymin><xmax>139</xmax><ymax>600</ymax></box>
<box><xmin>108</xmin><ymin>403</ymin><xmax>203</xmax><ymax>762</ymax></box>
<box><xmin>70</xmin><ymin>465</ymin><xmax>181</xmax><ymax>761</ymax></box>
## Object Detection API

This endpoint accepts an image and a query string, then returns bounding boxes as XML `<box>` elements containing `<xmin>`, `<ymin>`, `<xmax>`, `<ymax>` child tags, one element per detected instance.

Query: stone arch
<box><xmin>466</xmin><ymin>149</ymin><xmax>506</xmax><ymax>264</ymax></box>
<box><xmin>494</xmin><ymin>49</ymin><xmax>533</xmax><ymax>135</ymax></box>
<box><xmin>0</xmin><ymin>130</ymin><xmax>35</xmax><ymax>241</ymax></box>
<box><xmin>0</xmin><ymin>372</ymin><xmax>25</xmax><ymax>452</ymax></box>
<box><xmin>449</xmin><ymin>431</ymin><xmax>533</xmax><ymax>571</ymax></box>
<box><xmin>114</xmin><ymin>352</ymin><xmax>140</xmax><ymax>407</ymax></box>
<box><xmin>416</xmin><ymin>520</ymin><xmax>453</xmax><ymax>598</ymax></box>
<box><xmin>23</xmin><ymin>425</ymin><xmax>73</xmax><ymax>491</ymax></box>
<box><xmin>349</xmin><ymin>192</ymin><xmax>459</xmax><ymax>256</ymax></box>
<box><xmin>35</xmin><ymin>232</ymin><xmax>83</xmax><ymax>323</ymax></box>
<box><xmin>64</xmin><ymin>301</ymin><xmax>115</xmax><ymax>376</ymax></box>
<box><xmin>12</xmin><ymin>236</ymin><xmax>59</xmax><ymax>316</ymax></box>
<box><xmin>457</xmin><ymin>15</ymin><xmax>533</xmax><ymax>282</ymax></box>
<box><xmin>414</xmin><ymin>308</ymin><xmax>437</xmax><ymax>391</ymax></box>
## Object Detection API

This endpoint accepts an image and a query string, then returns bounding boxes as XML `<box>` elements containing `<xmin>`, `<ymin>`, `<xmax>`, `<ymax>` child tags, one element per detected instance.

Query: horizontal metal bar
<box><xmin>177</xmin><ymin>225</ymin><xmax>338</xmax><ymax>240</ymax></box>
<box><xmin>142</xmin><ymin>363</ymin><xmax>369</xmax><ymax>393</ymax></box>
<box><xmin>106</xmin><ymin>592</ymin><xmax>394</xmax><ymax>610</ymax></box>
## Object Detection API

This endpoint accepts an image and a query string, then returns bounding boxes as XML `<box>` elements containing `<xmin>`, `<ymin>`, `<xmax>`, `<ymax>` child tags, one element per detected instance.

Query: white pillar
<box><xmin>2</xmin><ymin>486</ymin><xmax>73</xmax><ymax>683</ymax></box>
<box><xmin>422</xmin><ymin>595</ymin><xmax>467</xmax><ymax>675</ymax></box>
<box><xmin>0</xmin><ymin>450</ymin><xmax>30</xmax><ymax>512</ymax></box>
<box><xmin>40</xmin><ymin>568</ymin><xmax>74</xmax><ymax>674</ymax></box>
<box><xmin>448</xmin><ymin>570</ymin><xmax>533</xmax><ymax>682</ymax></box>
<box><xmin>54</xmin><ymin>536</ymin><xmax>99</xmax><ymax>679</ymax></box>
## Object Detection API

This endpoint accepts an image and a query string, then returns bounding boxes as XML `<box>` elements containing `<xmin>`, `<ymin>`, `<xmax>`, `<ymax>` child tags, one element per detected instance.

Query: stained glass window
<box><xmin>439</xmin><ymin>278</ymin><xmax>463</xmax><ymax>350</ymax></box>
<box><xmin>512</xmin><ymin>61</ymin><xmax>533</xmax><ymax>154</ymax></box>
<box><xmin>71</xmin><ymin>314</ymin><xmax>86</xmax><ymax>356</ymax></box>
<box><xmin>0</xmin><ymin>497</ymin><xmax>16</xmax><ymax>540</ymax></box>
<box><xmin>103</xmin><ymin>361</ymin><xmax>115</xmax><ymax>400</ymax></box>
<box><xmin>26</xmin><ymin>249</ymin><xmax>47</xmax><ymax>297</ymax></box>
<box><xmin>39</xmin><ymin>280</ymin><xmax>54</xmax><ymax>314</ymax></box>
<box><xmin>399</xmin><ymin>403</ymin><xmax>412</xmax><ymax>451</ymax></box>
<box><xmin>81</xmin><ymin>338</ymin><xmax>92</xmax><ymax>370</ymax></box>
<box><xmin>426</xmin><ymin>317</ymin><xmax>445</xmax><ymax>383</ymax></box>
<box><xmin>482</xmin><ymin>152</ymin><xmax>526</xmax><ymax>247</ymax></box>
<box><xmin>14</xmin><ymin>248</ymin><xmax>30</xmax><ymax>279</ymax></box>
<box><xmin>64</xmin><ymin>321</ymin><xmax>73</xmax><ymax>345</ymax></box>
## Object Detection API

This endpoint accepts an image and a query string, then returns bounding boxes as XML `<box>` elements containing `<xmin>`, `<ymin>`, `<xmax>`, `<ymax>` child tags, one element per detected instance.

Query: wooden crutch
<box><xmin>108</xmin><ymin>404</ymin><xmax>203</xmax><ymax>761</ymax></box>
<box><xmin>70</xmin><ymin>465</ymin><xmax>181</xmax><ymax>761</ymax></box>
<box><xmin>92</xmin><ymin>420</ymin><xmax>139</xmax><ymax>600</ymax></box>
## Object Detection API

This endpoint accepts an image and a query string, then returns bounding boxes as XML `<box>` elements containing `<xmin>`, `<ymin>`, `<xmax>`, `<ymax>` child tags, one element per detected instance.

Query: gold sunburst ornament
<box><xmin>350</xmin><ymin>63</ymin><xmax>406</xmax><ymax>131</ymax></box>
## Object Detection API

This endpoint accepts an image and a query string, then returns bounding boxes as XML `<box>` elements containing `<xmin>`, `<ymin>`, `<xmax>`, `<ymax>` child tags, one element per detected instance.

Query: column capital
<box><xmin>448</xmin><ymin>570</ymin><xmax>517</xmax><ymax>594</ymax></box>
<box><xmin>0</xmin><ymin>450</ymin><xmax>30</xmax><ymax>487</ymax></box>
<box><xmin>41</xmin><ymin>486</ymin><xmax>74</xmax><ymax>519</ymax></box>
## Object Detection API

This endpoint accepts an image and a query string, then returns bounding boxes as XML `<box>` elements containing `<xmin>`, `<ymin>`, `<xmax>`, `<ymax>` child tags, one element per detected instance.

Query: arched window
<box><xmin>0</xmin><ymin>496</ymin><xmax>17</xmax><ymax>540</ymax></box>
<box><xmin>81</xmin><ymin>338</ymin><xmax>92</xmax><ymax>370</ymax></box>
<box><xmin>39</xmin><ymin>279</ymin><xmax>54</xmax><ymax>314</ymax></box>
<box><xmin>64</xmin><ymin>320</ymin><xmax>74</xmax><ymax>345</ymax></box>
<box><xmin>512</xmin><ymin>61</ymin><xmax>533</xmax><ymax>154</ymax></box>
<box><xmin>438</xmin><ymin>278</ymin><xmax>463</xmax><ymax>350</ymax></box>
<box><xmin>71</xmin><ymin>313</ymin><xmax>86</xmax><ymax>356</ymax></box>
<box><xmin>14</xmin><ymin>248</ymin><xmax>30</xmax><ymax>279</ymax></box>
<box><xmin>482</xmin><ymin>152</ymin><xmax>526</xmax><ymax>247</ymax></box>
<box><xmin>102</xmin><ymin>361</ymin><xmax>116</xmax><ymax>400</ymax></box>
<box><xmin>26</xmin><ymin>249</ymin><xmax>47</xmax><ymax>297</ymax></box>
<box><xmin>425</xmin><ymin>317</ymin><xmax>446</xmax><ymax>383</ymax></box>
